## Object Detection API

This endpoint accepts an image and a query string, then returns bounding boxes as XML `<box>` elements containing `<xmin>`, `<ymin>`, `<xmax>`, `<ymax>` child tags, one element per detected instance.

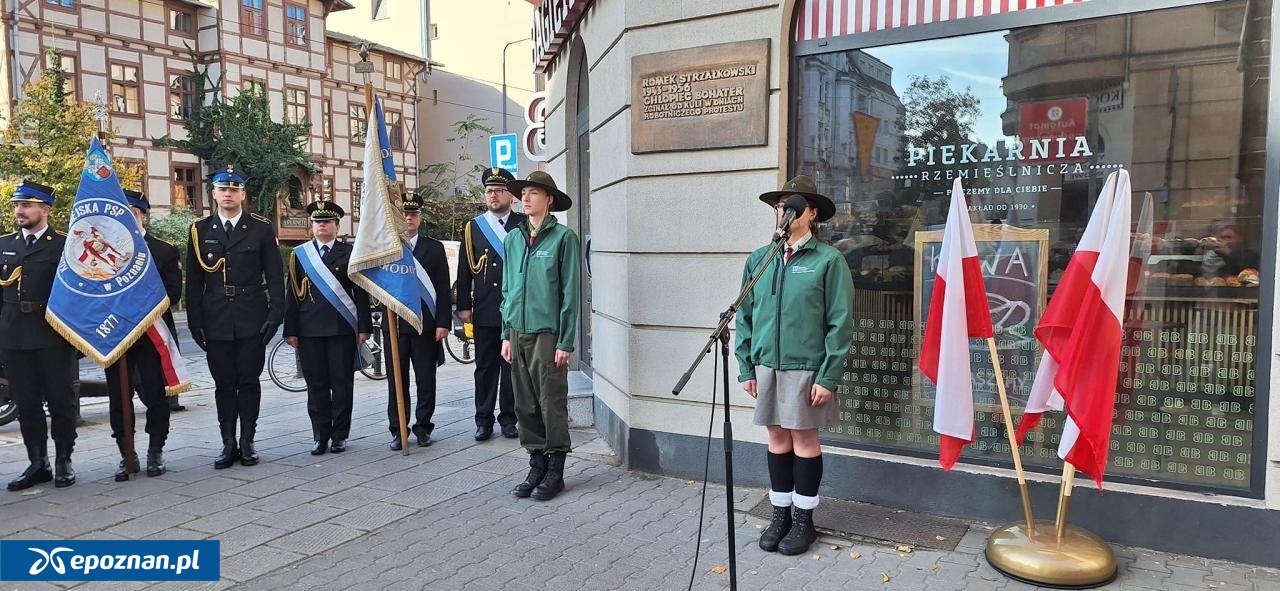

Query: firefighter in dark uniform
<box><xmin>284</xmin><ymin>201</ymin><xmax>372</xmax><ymax>455</ymax></box>
<box><xmin>106</xmin><ymin>189</ymin><xmax>184</xmax><ymax>480</ymax></box>
<box><xmin>1</xmin><ymin>180</ymin><xmax>78</xmax><ymax>490</ymax></box>
<box><xmin>385</xmin><ymin>193</ymin><xmax>452</xmax><ymax>450</ymax></box>
<box><xmin>456</xmin><ymin>167</ymin><xmax>526</xmax><ymax>441</ymax></box>
<box><xmin>185</xmin><ymin>167</ymin><xmax>285</xmax><ymax>469</ymax></box>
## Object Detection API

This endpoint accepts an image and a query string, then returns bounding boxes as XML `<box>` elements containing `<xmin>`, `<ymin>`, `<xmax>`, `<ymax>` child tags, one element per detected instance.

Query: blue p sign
<box><xmin>489</xmin><ymin>134</ymin><xmax>518</xmax><ymax>175</ymax></box>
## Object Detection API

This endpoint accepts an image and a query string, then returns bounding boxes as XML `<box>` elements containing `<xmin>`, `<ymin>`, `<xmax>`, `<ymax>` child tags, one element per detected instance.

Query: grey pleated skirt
<box><xmin>752</xmin><ymin>366</ymin><xmax>838</xmax><ymax>430</ymax></box>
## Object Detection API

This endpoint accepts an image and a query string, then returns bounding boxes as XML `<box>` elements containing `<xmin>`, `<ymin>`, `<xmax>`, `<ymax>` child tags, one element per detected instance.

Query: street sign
<box><xmin>489</xmin><ymin>133</ymin><xmax>519</xmax><ymax>175</ymax></box>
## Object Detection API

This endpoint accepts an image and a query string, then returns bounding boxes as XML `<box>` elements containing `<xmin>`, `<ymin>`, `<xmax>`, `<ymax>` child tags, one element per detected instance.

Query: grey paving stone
<box><xmin>312</xmin><ymin>483</ymin><xmax>396</xmax><ymax>510</ymax></box>
<box><xmin>219</xmin><ymin>546</ymin><xmax>306</xmax><ymax>582</ymax></box>
<box><xmin>216</xmin><ymin>523</ymin><xmax>289</xmax><ymax>556</ymax></box>
<box><xmin>264</xmin><ymin>522</ymin><xmax>365</xmax><ymax>555</ymax></box>
<box><xmin>242</xmin><ymin>488</ymin><xmax>325</xmax><ymax>513</ymax></box>
<box><xmin>183</xmin><ymin>507</ymin><xmax>271</xmax><ymax>535</ymax></box>
<box><xmin>327</xmin><ymin>501</ymin><xmax>417</xmax><ymax>531</ymax></box>
<box><xmin>103</xmin><ymin>509</ymin><xmax>198</xmax><ymax>538</ymax></box>
<box><xmin>251</xmin><ymin>502</ymin><xmax>343</xmax><ymax>530</ymax></box>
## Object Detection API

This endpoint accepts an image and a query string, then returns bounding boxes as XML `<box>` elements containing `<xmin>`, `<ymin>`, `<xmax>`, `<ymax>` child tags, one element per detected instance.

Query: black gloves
<box><xmin>192</xmin><ymin>328</ymin><xmax>207</xmax><ymax>352</ymax></box>
<box><xmin>260</xmin><ymin>321</ymin><xmax>281</xmax><ymax>346</ymax></box>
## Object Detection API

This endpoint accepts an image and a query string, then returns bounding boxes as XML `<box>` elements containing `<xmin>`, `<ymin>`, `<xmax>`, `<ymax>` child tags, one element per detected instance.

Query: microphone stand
<box><xmin>672</xmin><ymin>225</ymin><xmax>792</xmax><ymax>591</ymax></box>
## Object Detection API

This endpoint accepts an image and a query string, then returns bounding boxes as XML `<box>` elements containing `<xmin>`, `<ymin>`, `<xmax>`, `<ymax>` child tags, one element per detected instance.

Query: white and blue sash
<box><xmin>474</xmin><ymin>213</ymin><xmax>509</xmax><ymax>261</ymax></box>
<box><xmin>409</xmin><ymin>243</ymin><xmax>438</xmax><ymax>319</ymax></box>
<box><xmin>297</xmin><ymin>243</ymin><xmax>359</xmax><ymax>332</ymax></box>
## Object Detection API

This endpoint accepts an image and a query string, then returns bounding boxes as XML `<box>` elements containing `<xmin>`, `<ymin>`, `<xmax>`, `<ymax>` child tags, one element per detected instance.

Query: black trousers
<box><xmin>1</xmin><ymin>345</ymin><xmax>77</xmax><ymax>459</ymax></box>
<box><xmin>386</xmin><ymin>331</ymin><xmax>439</xmax><ymax>437</ymax></box>
<box><xmin>105</xmin><ymin>339</ymin><xmax>170</xmax><ymax>450</ymax></box>
<box><xmin>206</xmin><ymin>338</ymin><xmax>265</xmax><ymax>431</ymax></box>
<box><xmin>472</xmin><ymin>325</ymin><xmax>516</xmax><ymax>428</ymax></box>
<box><xmin>299</xmin><ymin>335</ymin><xmax>356</xmax><ymax>442</ymax></box>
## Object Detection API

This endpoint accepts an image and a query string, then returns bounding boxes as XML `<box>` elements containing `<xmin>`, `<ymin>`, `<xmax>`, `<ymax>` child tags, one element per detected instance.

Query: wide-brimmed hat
<box><xmin>758</xmin><ymin>174</ymin><xmax>835</xmax><ymax>222</ymax></box>
<box><xmin>507</xmin><ymin>171</ymin><xmax>572</xmax><ymax>212</ymax></box>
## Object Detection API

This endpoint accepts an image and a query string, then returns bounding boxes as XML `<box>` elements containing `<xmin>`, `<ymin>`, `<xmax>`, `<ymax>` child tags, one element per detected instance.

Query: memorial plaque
<box><xmin>631</xmin><ymin>39</ymin><xmax>770</xmax><ymax>153</ymax></box>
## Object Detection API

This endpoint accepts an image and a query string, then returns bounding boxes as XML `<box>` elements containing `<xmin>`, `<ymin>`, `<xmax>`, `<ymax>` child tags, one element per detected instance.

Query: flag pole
<box><xmin>985</xmin><ymin>338</ymin><xmax>1033</xmax><ymax>532</ymax></box>
<box><xmin>1055</xmin><ymin>464</ymin><xmax>1076</xmax><ymax>540</ymax></box>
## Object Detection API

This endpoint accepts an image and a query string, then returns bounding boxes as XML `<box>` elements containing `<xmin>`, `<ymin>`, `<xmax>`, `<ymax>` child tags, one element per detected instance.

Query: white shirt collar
<box><xmin>409</xmin><ymin>235</ymin><xmax>419</xmax><ymax>248</ymax></box>
<box><xmin>219</xmin><ymin>213</ymin><xmax>242</xmax><ymax>228</ymax></box>
<box><xmin>487</xmin><ymin>210</ymin><xmax>509</xmax><ymax>226</ymax></box>
<box><xmin>21</xmin><ymin>226</ymin><xmax>48</xmax><ymax>242</ymax></box>
<box><xmin>787</xmin><ymin>232</ymin><xmax>813</xmax><ymax>251</ymax></box>
<box><xmin>315</xmin><ymin>239</ymin><xmax>335</xmax><ymax>251</ymax></box>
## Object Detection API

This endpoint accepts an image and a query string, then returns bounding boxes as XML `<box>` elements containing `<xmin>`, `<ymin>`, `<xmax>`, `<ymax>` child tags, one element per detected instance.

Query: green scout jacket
<box><xmin>734</xmin><ymin>238</ymin><xmax>855</xmax><ymax>392</ymax></box>
<box><xmin>501</xmin><ymin>215</ymin><xmax>582</xmax><ymax>352</ymax></box>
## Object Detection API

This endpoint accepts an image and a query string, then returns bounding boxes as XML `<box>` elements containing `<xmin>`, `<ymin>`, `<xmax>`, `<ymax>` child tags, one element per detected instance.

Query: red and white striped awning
<box><xmin>795</xmin><ymin>0</ymin><xmax>1092</xmax><ymax>41</ymax></box>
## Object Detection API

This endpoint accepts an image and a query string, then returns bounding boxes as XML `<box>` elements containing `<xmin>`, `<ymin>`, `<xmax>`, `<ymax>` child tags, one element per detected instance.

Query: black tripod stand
<box><xmin>672</xmin><ymin>232</ymin><xmax>791</xmax><ymax>591</ymax></box>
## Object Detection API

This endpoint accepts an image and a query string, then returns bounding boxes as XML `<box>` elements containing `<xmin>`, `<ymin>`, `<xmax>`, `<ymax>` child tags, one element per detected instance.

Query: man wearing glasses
<box><xmin>456</xmin><ymin>168</ymin><xmax>526</xmax><ymax>441</ymax></box>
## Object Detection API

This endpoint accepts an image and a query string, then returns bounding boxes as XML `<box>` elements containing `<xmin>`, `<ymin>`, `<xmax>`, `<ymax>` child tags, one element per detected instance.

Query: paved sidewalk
<box><xmin>1</xmin><ymin>356</ymin><xmax>1278</xmax><ymax>590</ymax></box>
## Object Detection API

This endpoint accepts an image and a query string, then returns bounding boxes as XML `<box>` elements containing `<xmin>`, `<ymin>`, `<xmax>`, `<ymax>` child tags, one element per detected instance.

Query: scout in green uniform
<box><xmin>735</xmin><ymin>175</ymin><xmax>854</xmax><ymax>556</ymax></box>
<box><xmin>500</xmin><ymin>171</ymin><xmax>581</xmax><ymax>501</ymax></box>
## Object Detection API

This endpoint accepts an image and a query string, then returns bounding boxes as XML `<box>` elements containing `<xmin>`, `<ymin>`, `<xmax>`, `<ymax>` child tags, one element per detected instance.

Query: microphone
<box><xmin>772</xmin><ymin>194</ymin><xmax>808</xmax><ymax>242</ymax></box>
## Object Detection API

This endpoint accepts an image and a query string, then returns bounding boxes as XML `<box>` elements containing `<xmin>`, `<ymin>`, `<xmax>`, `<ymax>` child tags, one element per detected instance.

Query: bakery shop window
<box><xmin>791</xmin><ymin>0</ymin><xmax>1268</xmax><ymax>495</ymax></box>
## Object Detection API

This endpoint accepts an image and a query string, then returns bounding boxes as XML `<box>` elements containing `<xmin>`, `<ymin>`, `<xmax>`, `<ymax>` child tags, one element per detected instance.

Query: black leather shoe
<box><xmin>500</xmin><ymin>425</ymin><xmax>519</xmax><ymax>439</ymax></box>
<box><xmin>416</xmin><ymin>434</ymin><xmax>432</xmax><ymax>447</ymax></box>
<box><xmin>329</xmin><ymin>440</ymin><xmax>346</xmax><ymax>453</ymax></box>
<box><xmin>53</xmin><ymin>456</ymin><xmax>75</xmax><ymax>488</ymax></box>
<box><xmin>146</xmin><ymin>449</ymin><xmax>165</xmax><ymax>477</ymax></box>
<box><xmin>311</xmin><ymin>440</ymin><xmax>328</xmax><ymax>456</ymax></box>
<box><xmin>7</xmin><ymin>462</ymin><xmax>52</xmax><ymax>491</ymax></box>
<box><xmin>114</xmin><ymin>458</ymin><xmax>133</xmax><ymax>482</ymax></box>
<box><xmin>239</xmin><ymin>437</ymin><xmax>259</xmax><ymax>467</ymax></box>
<box><xmin>474</xmin><ymin>426</ymin><xmax>493</xmax><ymax>441</ymax></box>
<box><xmin>389</xmin><ymin>437</ymin><xmax>403</xmax><ymax>451</ymax></box>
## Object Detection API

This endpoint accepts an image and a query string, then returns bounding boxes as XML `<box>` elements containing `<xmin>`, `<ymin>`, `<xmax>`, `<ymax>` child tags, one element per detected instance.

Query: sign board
<box><xmin>523</xmin><ymin>92</ymin><xmax>547</xmax><ymax>163</ymax></box>
<box><xmin>1019</xmin><ymin>98</ymin><xmax>1088</xmax><ymax>163</ymax></box>
<box><xmin>533</xmin><ymin>0</ymin><xmax>592</xmax><ymax>73</ymax></box>
<box><xmin>631</xmin><ymin>39</ymin><xmax>770</xmax><ymax>153</ymax></box>
<box><xmin>489</xmin><ymin>133</ymin><xmax>519</xmax><ymax>175</ymax></box>
<box><xmin>913</xmin><ymin>224</ymin><xmax>1049</xmax><ymax>417</ymax></box>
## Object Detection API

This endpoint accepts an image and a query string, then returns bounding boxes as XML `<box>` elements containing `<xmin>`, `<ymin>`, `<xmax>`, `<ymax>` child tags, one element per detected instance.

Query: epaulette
<box><xmin>250</xmin><ymin>212</ymin><xmax>271</xmax><ymax>223</ymax></box>
<box><xmin>150</xmin><ymin>235</ymin><xmax>176</xmax><ymax>248</ymax></box>
<box><xmin>52</xmin><ymin>229</ymin><xmax>67</xmax><ymax>236</ymax></box>
<box><xmin>0</xmin><ymin>232</ymin><xmax>15</xmax><ymax>240</ymax></box>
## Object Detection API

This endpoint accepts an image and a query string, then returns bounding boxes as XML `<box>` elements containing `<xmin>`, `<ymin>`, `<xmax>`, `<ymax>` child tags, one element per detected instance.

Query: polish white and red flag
<box><xmin>919</xmin><ymin>178</ymin><xmax>993</xmax><ymax>470</ymax></box>
<box><xmin>1015</xmin><ymin>169</ymin><xmax>1132</xmax><ymax>487</ymax></box>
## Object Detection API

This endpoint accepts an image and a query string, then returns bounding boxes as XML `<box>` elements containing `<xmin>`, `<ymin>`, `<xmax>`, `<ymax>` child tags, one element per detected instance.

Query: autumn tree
<box><xmin>417</xmin><ymin>115</ymin><xmax>494</xmax><ymax>240</ymax></box>
<box><xmin>0</xmin><ymin>50</ymin><xmax>143</xmax><ymax>233</ymax></box>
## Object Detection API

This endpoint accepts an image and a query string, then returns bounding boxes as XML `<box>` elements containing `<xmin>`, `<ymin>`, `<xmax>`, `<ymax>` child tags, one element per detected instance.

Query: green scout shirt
<box><xmin>501</xmin><ymin>215</ymin><xmax>582</xmax><ymax>352</ymax></box>
<box><xmin>734</xmin><ymin>237</ymin><xmax>855</xmax><ymax>392</ymax></box>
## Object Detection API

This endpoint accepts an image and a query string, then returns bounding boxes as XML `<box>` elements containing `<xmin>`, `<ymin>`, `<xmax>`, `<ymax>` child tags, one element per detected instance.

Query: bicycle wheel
<box><xmin>267</xmin><ymin>340</ymin><xmax>307</xmax><ymax>392</ymax></box>
<box><xmin>360</xmin><ymin>331</ymin><xmax>387</xmax><ymax>380</ymax></box>
<box><xmin>445</xmin><ymin>331</ymin><xmax>477</xmax><ymax>364</ymax></box>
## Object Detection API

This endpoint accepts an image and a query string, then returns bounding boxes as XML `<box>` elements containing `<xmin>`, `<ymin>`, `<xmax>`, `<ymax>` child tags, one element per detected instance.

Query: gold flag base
<box><xmin>985</xmin><ymin>520</ymin><xmax>1117</xmax><ymax>589</ymax></box>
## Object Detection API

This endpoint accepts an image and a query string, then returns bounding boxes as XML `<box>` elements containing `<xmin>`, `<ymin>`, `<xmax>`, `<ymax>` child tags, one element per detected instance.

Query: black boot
<box><xmin>7</xmin><ymin>442</ymin><xmax>51</xmax><ymax>491</ymax></box>
<box><xmin>53</xmin><ymin>442</ymin><xmax>75</xmax><ymax>489</ymax></box>
<box><xmin>511</xmin><ymin>452</ymin><xmax>547</xmax><ymax>498</ymax></box>
<box><xmin>239</xmin><ymin>424</ymin><xmax>259</xmax><ymax>466</ymax></box>
<box><xmin>114</xmin><ymin>439</ymin><xmax>135</xmax><ymax>482</ymax></box>
<box><xmin>777</xmin><ymin>507</ymin><xmax>817</xmax><ymax>556</ymax></box>
<box><xmin>531</xmin><ymin>452</ymin><xmax>566</xmax><ymax>501</ymax></box>
<box><xmin>758</xmin><ymin>505</ymin><xmax>793</xmax><ymax>552</ymax></box>
<box><xmin>146</xmin><ymin>448</ymin><xmax>165</xmax><ymax>477</ymax></box>
<box><xmin>214</xmin><ymin>422</ymin><xmax>239</xmax><ymax>469</ymax></box>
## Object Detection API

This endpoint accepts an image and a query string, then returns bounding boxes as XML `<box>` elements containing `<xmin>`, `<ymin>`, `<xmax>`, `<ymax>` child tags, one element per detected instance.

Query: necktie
<box><xmin>320</xmin><ymin>244</ymin><xmax>330</xmax><ymax>258</ymax></box>
<box><xmin>784</xmin><ymin>247</ymin><xmax>793</xmax><ymax>263</ymax></box>
<box><xmin>26</xmin><ymin>234</ymin><xmax>37</xmax><ymax>248</ymax></box>
<box><xmin>224</xmin><ymin>220</ymin><xmax>233</xmax><ymax>235</ymax></box>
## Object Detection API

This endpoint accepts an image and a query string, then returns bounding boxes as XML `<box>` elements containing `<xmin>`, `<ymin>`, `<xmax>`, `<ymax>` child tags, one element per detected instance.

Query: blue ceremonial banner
<box><xmin>45</xmin><ymin>137</ymin><xmax>170</xmax><ymax>366</ymax></box>
<box><xmin>348</xmin><ymin>97</ymin><xmax>427</xmax><ymax>333</ymax></box>
<box><xmin>0</xmin><ymin>540</ymin><xmax>219</xmax><ymax>581</ymax></box>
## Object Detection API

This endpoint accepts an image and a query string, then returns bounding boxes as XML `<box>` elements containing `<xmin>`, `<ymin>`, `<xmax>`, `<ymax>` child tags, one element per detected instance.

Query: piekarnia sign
<box><xmin>0</xmin><ymin>540</ymin><xmax>219</xmax><ymax>581</ymax></box>
<box><xmin>899</xmin><ymin>135</ymin><xmax>1095</xmax><ymax>182</ymax></box>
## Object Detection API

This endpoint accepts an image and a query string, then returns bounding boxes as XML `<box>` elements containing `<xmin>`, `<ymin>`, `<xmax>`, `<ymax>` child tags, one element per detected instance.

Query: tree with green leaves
<box><xmin>417</xmin><ymin>115</ymin><xmax>494</xmax><ymax>240</ymax></box>
<box><xmin>154</xmin><ymin>50</ymin><xmax>314</xmax><ymax>215</ymax></box>
<box><xmin>896</xmin><ymin>74</ymin><xmax>986</xmax><ymax>198</ymax></box>
<box><xmin>0</xmin><ymin>49</ymin><xmax>143</xmax><ymax>234</ymax></box>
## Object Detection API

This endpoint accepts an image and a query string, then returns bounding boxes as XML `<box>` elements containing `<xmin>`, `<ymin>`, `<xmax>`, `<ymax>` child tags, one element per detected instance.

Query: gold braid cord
<box><xmin>464</xmin><ymin>220</ymin><xmax>487</xmax><ymax>274</ymax></box>
<box><xmin>0</xmin><ymin>266</ymin><xmax>21</xmax><ymax>288</ymax></box>
<box><xmin>189</xmin><ymin>223</ymin><xmax>227</xmax><ymax>278</ymax></box>
<box><xmin>288</xmin><ymin>250</ymin><xmax>310</xmax><ymax>301</ymax></box>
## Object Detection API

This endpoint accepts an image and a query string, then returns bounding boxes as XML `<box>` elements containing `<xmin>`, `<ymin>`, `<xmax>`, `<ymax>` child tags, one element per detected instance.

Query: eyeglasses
<box><xmin>483</xmin><ymin>188</ymin><xmax>510</xmax><ymax>196</ymax></box>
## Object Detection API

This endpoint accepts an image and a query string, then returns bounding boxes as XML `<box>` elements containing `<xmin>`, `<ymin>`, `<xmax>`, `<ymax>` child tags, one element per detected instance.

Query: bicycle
<box><xmin>444</xmin><ymin>281</ymin><xmax>476</xmax><ymax>364</ymax></box>
<box><xmin>267</xmin><ymin>307</ymin><xmax>387</xmax><ymax>392</ymax></box>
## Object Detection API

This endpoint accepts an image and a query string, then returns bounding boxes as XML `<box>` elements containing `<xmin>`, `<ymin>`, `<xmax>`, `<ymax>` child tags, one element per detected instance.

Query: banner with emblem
<box><xmin>348</xmin><ymin>97</ymin><xmax>429</xmax><ymax>334</ymax></box>
<box><xmin>45</xmin><ymin>137</ymin><xmax>173</xmax><ymax>367</ymax></box>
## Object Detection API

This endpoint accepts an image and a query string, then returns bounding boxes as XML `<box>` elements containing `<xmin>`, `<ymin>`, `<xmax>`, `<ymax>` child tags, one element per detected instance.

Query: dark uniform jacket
<box><xmin>283</xmin><ymin>241</ymin><xmax>373</xmax><ymax>338</ymax></box>
<box><xmin>455</xmin><ymin>212</ymin><xmax>526</xmax><ymax>327</ymax></box>
<box><xmin>393</xmin><ymin>235</ymin><xmax>452</xmax><ymax>335</ymax></box>
<box><xmin>185</xmin><ymin>213</ymin><xmax>285</xmax><ymax>342</ymax></box>
<box><xmin>147</xmin><ymin>233</ymin><xmax>183</xmax><ymax>336</ymax></box>
<box><xmin>0</xmin><ymin>228</ymin><xmax>69</xmax><ymax>350</ymax></box>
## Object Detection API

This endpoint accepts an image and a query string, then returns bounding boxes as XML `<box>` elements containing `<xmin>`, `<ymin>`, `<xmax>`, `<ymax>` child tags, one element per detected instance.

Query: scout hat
<box><xmin>507</xmin><ymin>171</ymin><xmax>572</xmax><ymax>212</ymax></box>
<box><xmin>307</xmin><ymin>200</ymin><xmax>344</xmax><ymax>221</ymax></box>
<box><xmin>12</xmin><ymin>180</ymin><xmax>55</xmax><ymax>206</ymax></box>
<box><xmin>208</xmin><ymin>166</ymin><xmax>247</xmax><ymax>189</ymax></box>
<box><xmin>400</xmin><ymin>192</ymin><xmax>425</xmax><ymax>212</ymax></box>
<box><xmin>481</xmin><ymin>167</ymin><xmax>516</xmax><ymax>186</ymax></box>
<box><xmin>758</xmin><ymin>174</ymin><xmax>835</xmax><ymax>222</ymax></box>
<box><xmin>123</xmin><ymin>189</ymin><xmax>149</xmax><ymax>212</ymax></box>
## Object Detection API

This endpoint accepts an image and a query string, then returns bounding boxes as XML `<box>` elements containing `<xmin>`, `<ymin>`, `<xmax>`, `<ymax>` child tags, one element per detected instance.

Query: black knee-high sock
<box><xmin>767</xmin><ymin>451</ymin><xmax>795</xmax><ymax>493</ymax></box>
<box><xmin>793</xmin><ymin>454</ymin><xmax>823</xmax><ymax>498</ymax></box>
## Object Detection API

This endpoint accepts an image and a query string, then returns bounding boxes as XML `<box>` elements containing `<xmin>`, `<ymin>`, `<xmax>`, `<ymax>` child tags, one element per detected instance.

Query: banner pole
<box><xmin>387</xmin><ymin>312</ymin><xmax>410</xmax><ymax>455</ymax></box>
<box><xmin>117</xmin><ymin>357</ymin><xmax>139</xmax><ymax>479</ymax></box>
<box><xmin>986</xmin><ymin>337</ymin><xmax>1034</xmax><ymax>532</ymax></box>
<box><xmin>1055</xmin><ymin>464</ymin><xmax>1076</xmax><ymax>541</ymax></box>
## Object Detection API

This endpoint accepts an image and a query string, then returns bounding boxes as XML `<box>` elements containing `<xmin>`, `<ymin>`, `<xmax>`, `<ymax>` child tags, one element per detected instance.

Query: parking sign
<box><xmin>489</xmin><ymin>133</ymin><xmax>518</xmax><ymax>175</ymax></box>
